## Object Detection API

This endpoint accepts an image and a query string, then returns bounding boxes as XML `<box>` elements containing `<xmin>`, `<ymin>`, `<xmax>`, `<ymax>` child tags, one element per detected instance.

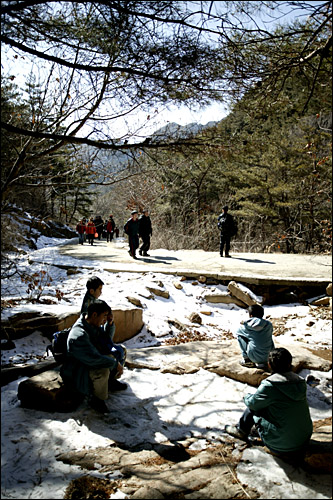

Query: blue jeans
<box><xmin>237</xmin><ymin>335</ymin><xmax>250</xmax><ymax>359</ymax></box>
<box><xmin>78</xmin><ymin>233</ymin><xmax>84</xmax><ymax>244</ymax></box>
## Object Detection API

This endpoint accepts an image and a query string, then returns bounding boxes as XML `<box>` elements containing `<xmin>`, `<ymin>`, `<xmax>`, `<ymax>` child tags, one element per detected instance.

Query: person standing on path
<box><xmin>86</xmin><ymin>217</ymin><xmax>96</xmax><ymax>246</ymax></box>
<box><xmin>76</xmin><ymin>219</ymin><xmax>86</xmax><ymax>245</ymax></box>
<box><xmin>124</xmin><ymin>210</ymin><xmax>140</xmax><ymax>259</ymax></box>
<box><xmin>138</xmin><ymin>208</ymin><xmax>152</xmax><ymax>256</ymax></box>
<box><xmin>106</xmin><ymin>215</ymin><xmax>116</xmax><ymax>242</ymax></box>
<box><xmin>94</xmin><ymin>215</ymin><xmax>104</xmax><ymax>240</ymax></box>
<box><xmin>217</xmin><ymin>205</ymin><xmax>237</xmax><ymax>257</ymax></box>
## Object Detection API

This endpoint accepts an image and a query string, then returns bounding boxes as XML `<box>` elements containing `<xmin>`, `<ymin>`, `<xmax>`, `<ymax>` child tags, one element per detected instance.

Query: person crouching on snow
<box><xmin>225</xmin><ymin>347</ymin><xmax>313</xmax><ymax>459</ymax></box>
<box><xmin>236</xmin><ymin>304</ymin><xmax>274</xmax><ymax>370</ymax></box>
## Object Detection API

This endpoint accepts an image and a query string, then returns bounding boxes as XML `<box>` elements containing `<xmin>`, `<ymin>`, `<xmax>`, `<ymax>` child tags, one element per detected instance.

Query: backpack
<box><xmin>46</xmin><ymin>328</ymin><xmax>71</xmax><ymax>364</ymax></box>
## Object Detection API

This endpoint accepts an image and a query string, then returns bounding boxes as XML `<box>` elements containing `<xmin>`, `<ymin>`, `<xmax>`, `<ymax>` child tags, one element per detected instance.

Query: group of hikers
<box><xmin>59</xmin><ymin>276</ymin><xmax>313</xmax><ymax>461</ymax></box>
<box><xmin>75</xmin><ymin>209</ymin><xmax>153</xmax><ymax>259</ymax></box>
<box><xmin>75</xmin><ymin>204</ymin><xmax>236</xmax><ymax>259</ymax></box>
<box><xmin>76</xmin><ymin>215</ymin><xmax>119</xmax><ymax>246</ymax></box>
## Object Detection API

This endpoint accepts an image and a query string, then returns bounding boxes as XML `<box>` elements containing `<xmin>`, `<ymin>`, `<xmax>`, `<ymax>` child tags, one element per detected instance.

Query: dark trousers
<box><xmin>87</xmin><ymin>234</ymin><xmax>94</xmax><ymax>245</ymax></box>
<box><xmin>239</xmin><ymin>407</ymin><xmax>256</xmax><ymax>435</ymax></box>
<box><xmin>129</xmin><ymin>235</ymin><xmax>139</xmax><ymax>256</ymax></box>
<box><xmin>220</xmin><ymin>233</ymin><xmax>231</xmax><ymax>256</ymax></box>
<box><xmin>140</xmin><ymin>235</ymin><xmax>151</xmax><ymax>254</ymax></box>
<box><xmin>106</xmin><ymin>231</ymin><xmax>114</xmax><ymax>242</ymax></box>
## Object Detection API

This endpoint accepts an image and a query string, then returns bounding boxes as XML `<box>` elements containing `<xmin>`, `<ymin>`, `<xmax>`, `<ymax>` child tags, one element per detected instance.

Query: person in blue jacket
<box><xmin>236</xmin><ymin>304</ymin><xmax>274</xmax><ymax>369</ymax></box>
<box><xmin>225</xmin><ymin>348</ymin><xmax>313</xmax><ymax>458</ymax></box>
<box><xmin>61</xmin><ymin>300</ymin><xmax>127</xmax><ymax>414</ymax></box>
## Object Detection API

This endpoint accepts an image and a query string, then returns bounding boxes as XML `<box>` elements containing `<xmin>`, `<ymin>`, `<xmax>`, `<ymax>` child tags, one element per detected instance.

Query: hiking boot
<box><xmin>143</xmin><ymin>252</ymin><xmax>150</xmax><ymax>256</ymax></box>
<box><xmin>225</xmin><ymin>424</ymin><xmax>247</xmax><ymax>441</ymax></box>
<box><xmin>89</xmin><ymin>395</ymin><xmax>110</xmax><ymax>414</ymax></box>
<box><xmin>139</xmin><ymin>249</ymin><xmax>143</xmax><ymax>255</ymax></box>
<box><xmin>225</xmin><ymin>254</ymin><xmax>231</xmax><ymax>258</ymax></box>
<box><xmin>239</xmin><ymin>358</ymin><xmax>256</xmax><ymax>368</ymax></box>
<box><xmin>109</xmin><ymin>379</ymin><xmax>127</xmax><ymax>392</ymax></box>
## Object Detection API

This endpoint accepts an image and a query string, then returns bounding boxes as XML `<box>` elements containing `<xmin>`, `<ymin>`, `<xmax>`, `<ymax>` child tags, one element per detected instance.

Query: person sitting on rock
<box><xmin>81</xmin><ymin>276</ymin><xmax>126</xmax><ymax>367</ymax></box>
<box><xmin>61</xmin><ymin>300</ymin><xmax>127</xmax><ymax>414</ymax></box>
<box><xmin>236</xmin><ymin>304</ymin><xmax>274</xmax><ymax>370</ymax></box>
<box><xmin>225</xmin><ymin>347</ymin><xmax>313</xmax><ymax>459</ymax></box>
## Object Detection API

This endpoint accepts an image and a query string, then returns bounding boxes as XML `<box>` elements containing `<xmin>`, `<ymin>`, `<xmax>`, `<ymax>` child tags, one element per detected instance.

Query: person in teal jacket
<box><xmin>225</xmin><ymin>348</ymin><xmax>313</xmax><ymax>457</ymax></box>
<box><xmin>236</xmin><ymin>304</ymin><xmax>274</xmax><ymax>369</ymax></box>
<box><xmin>81</xmin><ymin>276</ymin><xmax>126</xmax><ymax>367</ymax></box>
<box><xmin>61</xmin><ymin>300</ymin><xmax>126</xmax><ymax>414</ymax></box>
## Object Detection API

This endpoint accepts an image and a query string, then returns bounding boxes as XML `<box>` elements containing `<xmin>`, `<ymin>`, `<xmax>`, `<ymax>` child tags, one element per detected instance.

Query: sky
<box><xmin>1</xmin><ymin>228</ymin><xmax>332</xmax><ymax>499</ymax></box>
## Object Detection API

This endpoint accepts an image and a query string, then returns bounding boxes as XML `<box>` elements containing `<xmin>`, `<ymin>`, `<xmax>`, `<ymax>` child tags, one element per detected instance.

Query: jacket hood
<box><xmin>245</xmin><ymin>317</ymin><xmax>270</xmax><ymax>332</ymax></box>
<box><xmin>265</xmin><ymin>372</ymin><xmax>308</xmax><ymax>402</ymax></box>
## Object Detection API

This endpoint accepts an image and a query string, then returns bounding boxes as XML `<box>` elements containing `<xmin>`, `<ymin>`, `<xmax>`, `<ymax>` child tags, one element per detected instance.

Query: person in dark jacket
<box><xmin>225</xmin><ymin>348</ymin><xmax>313</xmax><ymax>458</ymax></box>
<box><xmin>138</xmin><ymin>208</ymin><xmax>152</xmax><ymax>256</ymax></box>
<box><xmin>81</xmin><ymin>276</ymin><xmax>126</xmax><ymax>367</ymax></box>
<box><xmin>124</xmin><ymin>210</ymin><xmax>140</xmax><ymax>259</ymax></box>
<box><xmin>94</xmin><ymin>215</ymin><xmax>104</xmax><ymax>240</ymax></box>
<box><xmin>217</xmin><ymin>205</ymin><xmax>236</xmax><ymax>257</ymax></box>
<box><xmin>61</xmin><ymin>300</ymin><xmax>127</xmax><ymax>414</ymax></box>
<box><xmin>236</xmin><ymin>304</ymin><xmax>274</xmax><ymax>370</ymax></box>
<box><xmin>106</xmin><ymin>215</ymin><xmax>116</xmax><ymax>242</ymax></box>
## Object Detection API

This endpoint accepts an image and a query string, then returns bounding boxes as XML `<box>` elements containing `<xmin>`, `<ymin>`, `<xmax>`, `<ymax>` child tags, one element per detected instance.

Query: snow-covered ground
<box><xmin>1</xmin><ymin>235</ymin><xmax>332</xmax><ymax>499</ymax></box>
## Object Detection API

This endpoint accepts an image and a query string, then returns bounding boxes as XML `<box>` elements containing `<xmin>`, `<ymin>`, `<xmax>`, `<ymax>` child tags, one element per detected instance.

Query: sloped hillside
<box><xmin>1</xmin><ymin>206</ymin><xmax>77</xmax><ymax>254</ymax></box>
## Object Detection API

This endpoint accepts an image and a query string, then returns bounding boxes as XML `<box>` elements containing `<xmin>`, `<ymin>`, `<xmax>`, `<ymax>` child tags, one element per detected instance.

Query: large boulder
<box><xmin>2</xmin><ymin>306</ymin><xmax>143</xmax><ymax>343</ymax></box>
<box><xmin>1</xmin><ymin>307</ymin><xmax>80</xmax><ymax>339</ymax></box>
<box><xmin>126</xmin><ymin>340</ymin><xmax>332</xmax><ymax>386</ymax></box>
<box><xmin>227</xmin><ymin>281</ymin><xmax>264</xmax><ymax>306</ymax></box>
<box><xmin>113</xmin><ymin>307</ymin><xmax>144</xmax><ymax>342</ymax></box>
<box><xmin>17</xmin><ymin>369</ymin><xmax>83</xmax><ymax>412</ymax></box>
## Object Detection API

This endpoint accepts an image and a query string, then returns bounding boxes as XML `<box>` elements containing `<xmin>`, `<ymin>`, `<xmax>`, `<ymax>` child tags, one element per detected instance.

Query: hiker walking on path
<box><xmin>225</xmin><ymin>347</ymin><xmax>313</xmax><ymax>459</ymax></box>
<box><xmin>94</xmin><ymin>215</ymin><xmax>104</xmax><ymax>240</ymax></box>
<box><xmin>86</xmin><ymin>218</ymin><xmax>96</xmax><ymax>245</ymax></box>
<box><xmin>76</xmin><ymin>219</ymin><xmax>86</xmax><ymax>245</ymax></box>
<box><xmin>138</xmin><ymin>208</ymin><xmax>152</xmax><ymax>256</ymax></box>
<box><xmin>217</xmin><ymin>205</ymin><xmax>237</xmax><ymax>257</ymax></box>
<box><xmin>61</xmin><ymin>300</ymin><xmax>127</xmax><ymax>414</ymax></box>
<box><xmin>124</xmin><ymin>210</ymin><xmax>140</xmax><ymax>259</ymax></box>
<box><xmin>106</xmin><ymin>215</ymin><xmax>116</xmax><ymax>242</ymax></box>
<box><xmin>236</xmin><ymin>304</ymin><xmax>274</xmax><ymax>370</ymax></box>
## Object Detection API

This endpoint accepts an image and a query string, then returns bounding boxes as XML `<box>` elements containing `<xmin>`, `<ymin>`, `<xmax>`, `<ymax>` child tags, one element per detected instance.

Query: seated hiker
<box><xmin>225</xmin><ymin>348</ymin><xmax>313</xmax><ymax>458</ymax></box>
<box><xmin>81</xmin><ymin>276</ymin><xmax>126</xmax><ymax>367</ymax></box>
<box><xmin>236</xmin><ymin>304</ymin><xmax>274</xmax><ymax>369</ymax></box>
<box><xmin>61</xmin><ymin>300</ymin><xmax>127</xmax><ymax>414</ymax></box>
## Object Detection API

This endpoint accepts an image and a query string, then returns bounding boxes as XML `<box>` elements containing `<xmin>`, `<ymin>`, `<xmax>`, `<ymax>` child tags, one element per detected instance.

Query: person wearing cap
<box><xmin>138</xmin><ymin>208</ymin><xmax>153</xmax><ymax>256</ymax></box>
<box><xmin>217</xmin><ymin>205</ymin><xmax>237</xmax><ymax>257</ymax></box>
<box><xmin>123</xmin><ymin>210</ymin><xmax>140</xmax><ymax>259</ymax></box>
